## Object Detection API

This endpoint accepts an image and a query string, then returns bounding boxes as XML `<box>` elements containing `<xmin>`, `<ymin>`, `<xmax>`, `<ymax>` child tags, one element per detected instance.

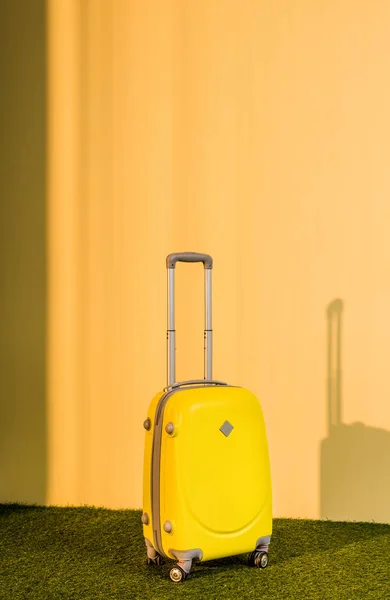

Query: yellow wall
<box><xmin>45</xmin><ymin>0</ymin><xmax>390</xmax><ymax>521</ymax></box>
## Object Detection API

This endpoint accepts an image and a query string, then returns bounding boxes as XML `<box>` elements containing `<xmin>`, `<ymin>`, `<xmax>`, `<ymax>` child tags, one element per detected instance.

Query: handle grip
<box><xmin>166</xmin><ymin>252</ymin><xmax>213</xmax><ymax>269</ymax></box>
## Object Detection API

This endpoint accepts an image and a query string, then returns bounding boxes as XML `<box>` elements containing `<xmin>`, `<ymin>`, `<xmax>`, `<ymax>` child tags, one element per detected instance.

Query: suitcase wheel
<box><xmin>146</xmin><ymin>554</ymin><xmax>164</xmax><ymax>566</ymax></box>
<box><xmin>169</xmin><ymin>565</ymin><xmax>188</xmax><ymax>583</ymax></box>
<box><xmin>248</xmin><ymin>550</ymin><xmax>269</xmax><ymax>569</ymax></box>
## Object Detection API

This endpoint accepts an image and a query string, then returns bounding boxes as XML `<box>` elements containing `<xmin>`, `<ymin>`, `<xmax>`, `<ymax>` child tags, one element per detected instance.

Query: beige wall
<box><xmin>46</xmin><ymin>0</ymin><xmax>390</xmax><ymax>521</ymax></box>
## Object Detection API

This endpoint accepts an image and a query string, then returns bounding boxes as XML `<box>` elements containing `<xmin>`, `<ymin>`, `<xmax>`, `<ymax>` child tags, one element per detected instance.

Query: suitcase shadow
<box><xmin>319</xmin><ymin>299</ymin><xmax>390</xmax><ymax>524</ymax></box>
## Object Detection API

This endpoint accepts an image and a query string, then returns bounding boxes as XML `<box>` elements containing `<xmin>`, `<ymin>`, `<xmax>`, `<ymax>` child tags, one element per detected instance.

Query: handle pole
<box><xmin>204</xmin><ymin>268</ymin><xmax>212</xmax><ymax>380</ymax></box>
<box><xmin>167</xmin><ymin>268</ymin><xmax>176</xmax><ymax>387</ymax></box>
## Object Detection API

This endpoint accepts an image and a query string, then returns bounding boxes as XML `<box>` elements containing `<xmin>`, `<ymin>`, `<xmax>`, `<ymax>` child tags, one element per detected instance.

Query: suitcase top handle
<box><xmin>166</xmin><ymin>252</ymin><xmax>213</xmax><ymax>270</ymax></box>
<box><xmin>166</xmin><ymin>252</ymin><xmax>213</xmax><ymax>387</ymax></box>
<box><xmin>164</xmin><ymin>379</ymin><xmax>227</xmax><ymax>392</ymax></box>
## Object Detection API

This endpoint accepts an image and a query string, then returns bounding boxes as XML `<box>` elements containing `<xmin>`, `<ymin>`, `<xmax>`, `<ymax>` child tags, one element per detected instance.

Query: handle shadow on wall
<box><xmin>320</xmin><ymin>299</ymin><xmax>390</xmax><ymax>524</ymax></box>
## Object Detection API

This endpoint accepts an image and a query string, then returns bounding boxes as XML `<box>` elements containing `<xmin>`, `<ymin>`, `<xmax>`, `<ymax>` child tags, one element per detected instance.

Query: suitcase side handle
<box><xmin>166</xmin><ymin>252</ymin><xmax>213</xmax><ymax>269</ymax></box>
<box><xmin>166</xmin><ymin>252</ymin><xmax>213</xmax><ymax>387</ymax></box>
<box><xmin>164</xmin><ymin>379</ymin><xmax>227</xmax><ymax>392</ymax></box>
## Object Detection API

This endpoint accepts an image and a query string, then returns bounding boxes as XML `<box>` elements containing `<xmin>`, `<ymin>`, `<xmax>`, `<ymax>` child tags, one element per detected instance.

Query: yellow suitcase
<box><xmin>142</xmin><ymin>253</ymin><xmax>272</xmax><ymax>583</ymax></box>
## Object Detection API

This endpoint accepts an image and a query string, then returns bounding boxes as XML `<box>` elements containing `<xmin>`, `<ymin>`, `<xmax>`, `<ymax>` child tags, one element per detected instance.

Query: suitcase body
<box><xmin>142</xmin><ymin>253</ymin><xmax>272</xmax><ymax>582</ymax></box>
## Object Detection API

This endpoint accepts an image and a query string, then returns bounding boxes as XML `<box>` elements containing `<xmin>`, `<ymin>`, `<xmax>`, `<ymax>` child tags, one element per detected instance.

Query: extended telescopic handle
<box><xmin>166</xmin><ymin>252</ymin><xmax>213</xmax><ymax>388</ymax></box>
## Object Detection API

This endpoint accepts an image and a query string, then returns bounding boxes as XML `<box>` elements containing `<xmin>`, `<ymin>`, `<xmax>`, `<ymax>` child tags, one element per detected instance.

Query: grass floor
<box><xmin>1</xmin><ymin>504</ymin><xmax>389</xmax><ymax>600</ymax></box>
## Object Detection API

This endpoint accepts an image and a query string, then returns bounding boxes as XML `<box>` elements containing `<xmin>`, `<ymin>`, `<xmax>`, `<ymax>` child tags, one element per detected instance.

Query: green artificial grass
<box><xmin>1</xmin><ymin>504</ymin><xmax>389</xmax><ymax>600</ymax></box>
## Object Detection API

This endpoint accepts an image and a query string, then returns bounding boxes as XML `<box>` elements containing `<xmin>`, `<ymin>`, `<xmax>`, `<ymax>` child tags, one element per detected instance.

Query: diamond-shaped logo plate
<box><xmin>220</xmin><ymin>420</ymin><xmax>234</xmax><ymax>437</ymax></box>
